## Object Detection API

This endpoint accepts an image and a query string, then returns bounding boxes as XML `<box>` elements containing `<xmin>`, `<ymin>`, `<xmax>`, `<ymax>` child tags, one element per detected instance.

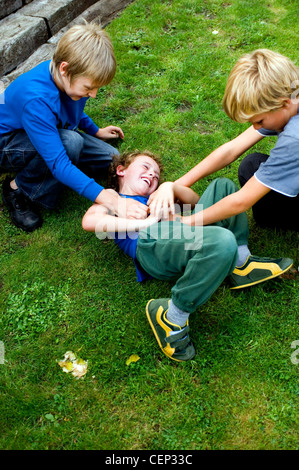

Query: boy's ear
<box><xmin>280</xmin><ymin>97</ymin><xmax>291</xmax><ymax>108</ymax></box>
<box><xmin>116</xmin><ymin>165</ymin><xmax>126</xmax><ymax>176</ymax></box>
<box><xmin>59</xmin><ymin>61</ymin><xmax>69</xmax><ymax>76</ymax></box>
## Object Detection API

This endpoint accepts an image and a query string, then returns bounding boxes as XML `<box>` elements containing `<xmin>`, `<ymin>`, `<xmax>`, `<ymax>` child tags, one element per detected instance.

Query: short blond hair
<box><xmin>50</xmin><ymin>23</ymin><xmax>116</xmax><ymax>86</ymax></box>
<box><xmin>223</xmin><ymin>49</ymin><xmax>299</xmax><ymax>122</ymax></box>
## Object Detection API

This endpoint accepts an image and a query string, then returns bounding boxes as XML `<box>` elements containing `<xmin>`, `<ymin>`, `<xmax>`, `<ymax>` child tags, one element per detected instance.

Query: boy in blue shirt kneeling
<box><xmin>0</xmin><ymin>23</ymin><xmax>147</xmax><ymax>232</ymax></box>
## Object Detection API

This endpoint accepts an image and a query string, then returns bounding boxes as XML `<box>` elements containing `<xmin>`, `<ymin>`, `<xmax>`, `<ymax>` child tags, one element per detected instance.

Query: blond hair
<box><xmin>223</xmin><ymin>49</ymin><xmax>299</xmax><ymax>122</ymax></box>
<box><xmin>108</xmin><ymin>150</ymin><xmax>163</xmax><ymax>192</ymax></box>
<box><xmin>50</xmin><ymin>23</ymin><xmax>116</xmax><ymax>86</ymax></box>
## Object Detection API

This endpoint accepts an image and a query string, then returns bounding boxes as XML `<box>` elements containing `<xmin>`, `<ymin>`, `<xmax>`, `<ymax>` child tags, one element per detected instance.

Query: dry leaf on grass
<box><xmin>58</xmin><ymin>351</ymin><xmax>88</xmax><ymax>379</ymax></box>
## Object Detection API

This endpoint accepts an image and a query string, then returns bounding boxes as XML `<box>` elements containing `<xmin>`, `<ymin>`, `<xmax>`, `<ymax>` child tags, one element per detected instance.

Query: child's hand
<box><xmin>148</xmin><ymin>182</ymin><xmax>175</xmax><ymax>220</ymax></box>
<box><xmin>95</xmin><ymin>126</ymin><xmax>124</xmax><ymax>140</ymax></box>
<box><xmin>120</xmin><ymin>197</ymin><xmax>149</xmax><ymax>220</ymax></box>
<box><xmin>140</xmin><ymin>214</ymin><xmax>160</xmax><ymax>228</ymax></box>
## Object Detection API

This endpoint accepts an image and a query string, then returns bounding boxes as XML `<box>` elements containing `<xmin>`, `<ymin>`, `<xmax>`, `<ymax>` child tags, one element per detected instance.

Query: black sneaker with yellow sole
<box><xmin>146</xmin><ymin>298</ymin><xmax>195</xmax><ymax>362</ymax></box>
<box><xmin>230</xmin><ymin>255</ymin><xmax>293</xmax><ymax>289</ymax></box>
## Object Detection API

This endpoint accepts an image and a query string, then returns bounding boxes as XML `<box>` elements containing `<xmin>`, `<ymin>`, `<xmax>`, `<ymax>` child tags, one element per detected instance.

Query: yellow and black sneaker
<box><xmin>146</xmin><ymin>299</ymin><xmax>195</xmax><ymax>362</ymax></box>
<box><xmin>230</xmin><ymin>255</ymin><xmax>293</xmax><ymax>289</ymax></box>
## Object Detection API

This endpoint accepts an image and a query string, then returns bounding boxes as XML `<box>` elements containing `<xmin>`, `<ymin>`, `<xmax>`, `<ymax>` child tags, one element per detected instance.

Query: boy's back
<box><xmin>0</xmin><ymin>61</ymin><xmax>60</xmax><ymax>134</ymax></box>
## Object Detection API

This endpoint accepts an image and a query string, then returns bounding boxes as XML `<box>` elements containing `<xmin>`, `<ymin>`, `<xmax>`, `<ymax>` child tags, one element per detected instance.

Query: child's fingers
<box><xmin>127</xmin><ymin>203</ymin><xmax>148</xmax><ymax>219</ymax></box>
<box><xmin>162</xmin><ymin>200</ymin><xmax>170</xmax><ymax>220</ymax></box>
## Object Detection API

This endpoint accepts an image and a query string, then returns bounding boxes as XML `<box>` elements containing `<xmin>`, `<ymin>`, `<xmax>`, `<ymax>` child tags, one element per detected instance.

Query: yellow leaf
<box><xmin>126</xmin><ymin>354</ymin><xmax>140</xmax><ymax>366</ymax></box>
<box><xmin>58</xmin><ymin>360</ymin><xmax>74</xmax><ymax>372</ymax></box>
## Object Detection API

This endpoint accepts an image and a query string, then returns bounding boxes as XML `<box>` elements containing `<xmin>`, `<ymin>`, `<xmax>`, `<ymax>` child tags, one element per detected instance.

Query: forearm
<box><xmin>172</xmin><ymin>183</ymin><xmax>200</xmax><ymax>207</ymax></box>
<box><xmin>95</xmin><ymin>189</ymin><xmax>120</xmax><ymax>213</ymax></box>
<box><xmin>175</xmin><ymin>142</ymin><xmax>236</xmax><ymax>187</ymax></box>
<box><xmin>176</xmin><ymin>126</ymin><xmax>264</xmax><ymax>187</ymax></box>
<box><xmin>188</xmin><ymin>192</ymin><xmax>249</xmax><ymax>226</ymax></box>
<box><xmin>95</xmin><ymin>214</ymin><xmax>158</xmax><ymax>233</ymax></box>
<box><xmin>184</xmin><ymin>176</ymin><xmax>270</xmax><ymax>226</ymax></box>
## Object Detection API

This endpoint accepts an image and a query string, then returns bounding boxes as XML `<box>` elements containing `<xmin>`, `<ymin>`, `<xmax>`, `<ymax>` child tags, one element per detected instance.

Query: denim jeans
<box><xmin>0</xmin><ymin>129</ymin><xmax>119</xmax><ymax>208</ymax></box>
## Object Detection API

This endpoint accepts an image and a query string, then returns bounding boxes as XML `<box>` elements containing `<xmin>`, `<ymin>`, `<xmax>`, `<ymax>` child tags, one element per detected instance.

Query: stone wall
<box><xmin>0</xmin><ymin>0</ymin><xmax>134</xmax><ymax>88</ymax></box>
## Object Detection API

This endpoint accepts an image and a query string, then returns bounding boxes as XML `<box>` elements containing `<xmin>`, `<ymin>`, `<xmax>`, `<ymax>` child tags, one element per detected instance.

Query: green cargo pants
<box><xmin>136</xmin><ymin>178</ymin><xmax>249</xmax><ymax>313</ymax></box>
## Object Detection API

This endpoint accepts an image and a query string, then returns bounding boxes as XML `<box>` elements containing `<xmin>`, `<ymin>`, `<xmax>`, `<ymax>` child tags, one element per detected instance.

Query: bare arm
<box><xmin>176</xmin><ymin>126</ymin><xmax>264</xmax><ymax>187</ymax></box>
<box><xmin>181</xmin><ymin>176</ymin><xmax>271</xmax><ymax>226</ymax></box>
<box><xmin>148</xmin><ymin>182</ymin><xmax>200</xmax><ymax>219</ymax></box>
<box><xmin>95</xmin><ymin>188</ymin><xmax>148</xmax><ymax>220</ymax></box>
<box><xmin>82</xmin><ymin>203</ymin><xmax>158</xmax><ymax>233</ymax></box>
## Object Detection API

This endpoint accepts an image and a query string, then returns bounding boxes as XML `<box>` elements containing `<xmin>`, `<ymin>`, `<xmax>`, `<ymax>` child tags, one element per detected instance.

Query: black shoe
<box><xmin>2</xmin><ymin>178</ymin><xmax>43</xmax><ymax>232</ymax></box>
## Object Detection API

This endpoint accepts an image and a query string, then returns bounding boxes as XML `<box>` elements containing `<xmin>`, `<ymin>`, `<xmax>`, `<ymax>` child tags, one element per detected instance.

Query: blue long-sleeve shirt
<box><xmin>0</xmin><ymin>60</ymin><xmax>104</xmax><ymax>201</ymax></box>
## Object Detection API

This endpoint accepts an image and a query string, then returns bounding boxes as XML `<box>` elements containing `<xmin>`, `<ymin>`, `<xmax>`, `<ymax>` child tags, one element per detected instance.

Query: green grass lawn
<box><xmin>0</xmin><ymin>0</ymin><xmax>298</xmax><ymax>450</ymax></box>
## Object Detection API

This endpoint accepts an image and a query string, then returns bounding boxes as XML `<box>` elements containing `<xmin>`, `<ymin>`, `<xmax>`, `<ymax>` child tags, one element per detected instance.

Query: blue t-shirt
<box><xmin>113</xmin><ymin>194</ymin><xmax>152</xmax><ymax>282</ymax></box>
<box><xmin>255</xmin><ymin>111</ymin><xmax>299</xmax><ymax>197</ymax></box>
<box><xmin>0</xmin><ymin>60</ymin><xmax>103</xmax><ymax>202</ymax></box>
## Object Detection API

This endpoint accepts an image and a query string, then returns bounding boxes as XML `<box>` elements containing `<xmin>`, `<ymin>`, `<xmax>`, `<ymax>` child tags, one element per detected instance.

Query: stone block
<box><xmin>0</xmin><ymin>0</ymin><xmax>134</xmax><ymax>81</ymax></box>
<box><xmin>21</xmin><ymin>0</ymin><xmax>97</xmax><ymax>36</ymax></box>
<box><xmin>93</xmin><ymin>0</ymin><xmax>135</xmax><ymax>26</ymax></box>
<box><xmin>0</xmin><ymin>0</ymin><xmax>22</xmax><ymax>20</ymax></box>
<box><xmin>0</xmin><ymin>14</ymin><xmax>48</xmax><ymax>76</ymax></box>
<box><xmin>4</xmin><ymin>43</ymin><xmax>56</xmax><ymax>88</ymax></box>
<box><xmin>49</xmin><ymin>0</ymin><xmax>135</xmax><ymax>44</ymax></box>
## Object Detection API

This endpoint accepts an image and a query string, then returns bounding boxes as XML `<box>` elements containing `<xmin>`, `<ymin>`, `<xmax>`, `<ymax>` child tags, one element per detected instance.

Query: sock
<box><xmin>166</xmin><ymin>299</ymin><xmax>190</xmax><ymax>328</ymax></box>
<box><xmin>236</xmin><ymin>244</ymin><xmax>251</xmax><ymax>267</ymax></box>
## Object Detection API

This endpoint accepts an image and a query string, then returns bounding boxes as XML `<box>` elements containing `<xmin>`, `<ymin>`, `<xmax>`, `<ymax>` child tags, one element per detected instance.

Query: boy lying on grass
<box><xmin>82</xmin><ymin>150</ymin><xmax>292</xmax><ymax>362</ymax></box>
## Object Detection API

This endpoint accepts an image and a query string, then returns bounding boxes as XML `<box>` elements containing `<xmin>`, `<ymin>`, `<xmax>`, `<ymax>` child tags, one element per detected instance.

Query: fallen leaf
<box><xmin>280</xmin><ymin>266</ymin><xmax>298</xmax><ymax>280</ymax></box>
<box><xmin>126</xmin><ymin>354</ymin><xmax>140</xmax><ymax>366</ymax></box>
<box><xmin>71</xmin><ymin>358</ymin><xmax>88</xmax><ymax>378</ymax></box>
<box><xmin>58</xmin><ymin>351</ymin><xmax>88</xmax><ymax>378</ymax></box>
<box><xmin>58</xmin><ymin>359</ymin><xmax>74</xmax><ymax>373</ymax></box>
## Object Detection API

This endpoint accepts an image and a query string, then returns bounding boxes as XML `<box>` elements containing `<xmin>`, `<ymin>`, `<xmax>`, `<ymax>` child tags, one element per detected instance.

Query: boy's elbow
<box><xmin>82</xmin><ymin>215</ymin><xmax>95</xmax><ymax>232</ymax></box>
<box><xmin>81</xmin><ymin>217</ymin><xmax>89</xmax><ymax>231</ymax></box>
<box><xmin>232</xmin><ymin>194</ymin><xmax>252</xmax><ymax>214</ymax></box>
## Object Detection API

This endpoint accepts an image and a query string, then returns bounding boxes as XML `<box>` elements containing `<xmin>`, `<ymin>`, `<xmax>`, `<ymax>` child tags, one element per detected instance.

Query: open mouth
<box><xmin>141</xmin><ymin>177</ymin><xmax>151</xmax><ymax>186</ymax></box>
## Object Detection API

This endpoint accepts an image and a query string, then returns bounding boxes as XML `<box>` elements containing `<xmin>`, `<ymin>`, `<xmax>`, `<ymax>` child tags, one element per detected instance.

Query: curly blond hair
<box><xmin>108</xmin><ymin>150</ymin><xmax>163</xmax><ymax>192</ymax></box>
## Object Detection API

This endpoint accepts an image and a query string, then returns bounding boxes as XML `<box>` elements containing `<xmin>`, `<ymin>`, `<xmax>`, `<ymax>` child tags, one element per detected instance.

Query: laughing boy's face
<box><xmin>117</xmin><ymin>155</ymin><xmax>160</xmax><ymax>197</ymax></box>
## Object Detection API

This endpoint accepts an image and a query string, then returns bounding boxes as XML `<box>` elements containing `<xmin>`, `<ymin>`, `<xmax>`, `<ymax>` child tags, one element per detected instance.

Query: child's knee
<box><xmin>217</xmin><ymin>229</ymin><xmax>238</xmax><ymax>265</ymax></box>
<box><xmin>59</xmin><ymin>130</ymin><xmax>84</xmax><ymax>163</ymax></box>
<box><xmin>214</xmin><ymin>177</ymin><xmax>238</xmax><ymax>194</ymax></box>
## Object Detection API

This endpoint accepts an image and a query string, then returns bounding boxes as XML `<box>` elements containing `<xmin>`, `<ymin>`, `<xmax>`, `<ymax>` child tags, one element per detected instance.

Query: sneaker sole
<box><xmin>146</xmin><ymin>299</ymin><xmax>184</xmax><ymax>362</ymax></box>
<box><xmin>230</xmin><ymin>261</ymin><xmax>293</xmax><ymax>289</ymax></box>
